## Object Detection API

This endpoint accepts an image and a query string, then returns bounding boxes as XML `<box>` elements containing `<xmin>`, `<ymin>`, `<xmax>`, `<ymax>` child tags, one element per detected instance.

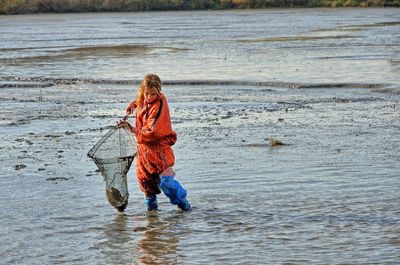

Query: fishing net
<box><xmin>87</xmin><ymin>125</ymin><xmax>137</xmax><ymax>212</ymax></box>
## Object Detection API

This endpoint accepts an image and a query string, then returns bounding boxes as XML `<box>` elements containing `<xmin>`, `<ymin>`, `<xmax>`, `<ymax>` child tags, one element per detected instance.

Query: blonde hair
<box><xmin>136</xmin><ymin>73</ymin><xmax>162</xmax><ymax>108</ymax></box>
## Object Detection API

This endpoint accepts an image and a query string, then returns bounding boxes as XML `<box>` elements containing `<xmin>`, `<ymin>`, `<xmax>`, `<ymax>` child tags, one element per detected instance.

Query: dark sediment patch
<box><xmin>66</xmin><ymin>44</ymin><xmax>151</xmax><ymax>55</ymax></box>
<box><xmin>240</xmin><ymin>138</ymin><xmax>288</xmax><ymax>148</ymax></box>
<box><xmin>46</xmin><ymin>176</ymin><xmax>73</xmax><ymax>181</ymax></box>
<box><xmin>0</xmin><ymin>82</ymin><xmax>54</xmax><ymax>88</ymax></box>
<box><xmin>13</xmin><ymin>164</ymin><xmax>27</xmax><ymax>170</ymax></box>
<box><xmin>0</xmin><ymin>44</ymin><xmax>188</xmax><ymax>64</ymax></box>
<box><xmin>210</xmin><ymin>161</ymin><xmax>227</xmax><ymax>165</ymax></box>
<box><xmin>311</xmin><ymin>55</ymin><xmax>386</xmax><ymax>60</ymax></box>
<box><xmin>243</xmin><ymin>143</ymin><xmax>270</xmax><ymax>147</ymax></box>
<box><xmin>239</xmin><ymin>35</ymin><xmax>358</xmax><ymax>43</ymax></box>
<box><xmin>389</xmin><ymin>59</ymin><xmax>400</xmax><ymax>66</ymax></box>
<box><xmin>0</xmin><ymin>75</ymin><xmax>135</xmax><ymax>85</ymax></box>
<box><xmin>313</xmin><ymin>21</ymin><xmax>400</xmax><ymax>33</ymax></box>
<box><xmin>338</xmin><ymin>21</ymin><xmax>400</xmax><ymax>30</ymax></box>
<box><xmin>0</xmin><ymin>44</ymin><xmax>152</xmax><ymax>63</ymax></box>
<box><xmin>296</xmin><ymin>83</ymin><xmax>383</xmax><ymax>89</ymax></box>
<box><xmin>44</xmin><ymin>134</ymin><xmax>63</xmax><ymax>139</ymax></box>
<box><xmin>371</xmin><ymin>87</ymin><xmax>400</xmax><ymax>95</ymax></box>
<box><xmin>152</xmin><ymin>46</ymin><xmax>190</xmax><ymax>52</ymax></box>
<box><xmin>0</xmin><ymin>75</ymin><xmax>386</xmax><ymax>90</ymax></box>
<box><xmin>333</xmin><ymin>98</ymin><xmax>352</xmax><ymax>103</ymax></box>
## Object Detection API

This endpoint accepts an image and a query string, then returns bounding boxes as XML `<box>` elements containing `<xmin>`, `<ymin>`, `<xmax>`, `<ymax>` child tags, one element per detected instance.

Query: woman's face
<box><xmin>144</xmin><ymin>88</ymin><xmax>158</xmax><ymax>103</ymax></box>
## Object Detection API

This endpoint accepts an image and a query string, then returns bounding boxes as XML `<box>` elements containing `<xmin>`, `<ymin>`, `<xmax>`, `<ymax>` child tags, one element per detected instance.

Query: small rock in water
<box><xmin>13</xmin><ymin>164</ymin><xmax>27</xmax><ymax>170</ymax></box>
<box><xmin>269</xmin><ymin>137</ymin><xmax>285</xmax><ymax>146</ymax></box>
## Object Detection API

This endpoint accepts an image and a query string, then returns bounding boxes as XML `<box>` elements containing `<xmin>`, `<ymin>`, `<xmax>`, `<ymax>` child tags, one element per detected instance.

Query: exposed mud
<box><xmin>240</xmin><ymin>35</ymin><xmax>357</xmax><ymax>43</ymax></box>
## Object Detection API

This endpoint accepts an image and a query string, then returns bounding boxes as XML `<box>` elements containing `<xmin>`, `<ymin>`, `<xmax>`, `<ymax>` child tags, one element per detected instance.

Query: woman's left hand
<box><xmin>117</xmin><ymin>120</ymin><xmax>129</xmax><ymax>128</ymax></box>
<box><xmin>117</xmin><ymin>120</ymin><xmax>137</xmax><ymax>134</ymax></box>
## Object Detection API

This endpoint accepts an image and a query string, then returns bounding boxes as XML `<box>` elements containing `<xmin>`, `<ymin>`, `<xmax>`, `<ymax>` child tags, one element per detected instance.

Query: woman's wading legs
<box><xmin>158</xmin><ymin>176</ymin><xmax>191</xmax><ymax>212</ymax></box>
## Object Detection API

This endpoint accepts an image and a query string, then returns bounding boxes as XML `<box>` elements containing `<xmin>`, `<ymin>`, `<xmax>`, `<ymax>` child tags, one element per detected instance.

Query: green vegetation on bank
<box><xmin>1</xmin><ymin>0</ymin><xmax>399</xmax><ymax>15</ymax></box>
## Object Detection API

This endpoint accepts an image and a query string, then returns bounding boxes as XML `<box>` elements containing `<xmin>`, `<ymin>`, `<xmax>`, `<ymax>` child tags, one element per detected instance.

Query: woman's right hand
<box><xmin>125</xmin><ymin>100</ymin><xmax>136</xmax><ymax>115</ymax></box>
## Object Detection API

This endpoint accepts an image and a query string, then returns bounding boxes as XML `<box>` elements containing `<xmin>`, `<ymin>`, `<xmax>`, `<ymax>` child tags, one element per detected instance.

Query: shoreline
<box><xmin>0</xmin><ymin>75</ymin><xmax>391</xmax><ymax>94</ymax></box>
<box><xmin>1</xmin><ymin>4</ymin><xmax>399</xmax><ymax>16</ymax></box>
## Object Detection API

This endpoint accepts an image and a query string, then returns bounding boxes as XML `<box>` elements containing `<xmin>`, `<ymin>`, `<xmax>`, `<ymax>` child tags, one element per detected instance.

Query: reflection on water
<box><xmin>100</xmin><ymin>215</ymin><xmax>136</xmax><ymax>265</ymax></box>
<box><xmin>136</xmin><ymin>213</ymin><xmax>180</xmax><ymax>265</ymax></box>
<box><xmin>99</xmin><ymin>212</ymin><xmax>183</xmax><ymax>264</ymax></box>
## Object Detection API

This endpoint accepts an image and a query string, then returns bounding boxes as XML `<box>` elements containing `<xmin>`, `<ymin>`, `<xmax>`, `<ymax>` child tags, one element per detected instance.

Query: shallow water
<box><xmin>1</xmin><ymin>8</ymin><xmax>400</xmax><ymax>86</ymax></box>
<box><xmin>0</xmin><ymin>8</ymin><xmax>400</xmax><ymax>265</ymax></box>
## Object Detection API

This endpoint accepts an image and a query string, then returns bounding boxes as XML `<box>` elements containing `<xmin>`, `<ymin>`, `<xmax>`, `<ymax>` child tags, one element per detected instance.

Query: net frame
<box><xmin>87</xmin><ymin>125</ymin><xmax>137</xmax><ymax>211</ymax></box>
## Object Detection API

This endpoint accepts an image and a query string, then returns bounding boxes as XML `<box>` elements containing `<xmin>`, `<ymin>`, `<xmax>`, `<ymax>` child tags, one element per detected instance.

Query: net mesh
<box><xmin>87</xmin><ymin>126</ymin><xmax>137</xmax><ymax>212</ymax></box>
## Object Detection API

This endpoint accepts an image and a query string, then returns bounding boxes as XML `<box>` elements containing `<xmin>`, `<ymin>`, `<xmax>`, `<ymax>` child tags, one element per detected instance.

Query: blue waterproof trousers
<box><xmin>144</xmin><ymin>195</ymin><xmax>158</xmax><ymax>211</ymax></box>
<box><xmin>144</xmin><ymin>176</ymin><xmax>191</xmax><ymax>211</ymax></box>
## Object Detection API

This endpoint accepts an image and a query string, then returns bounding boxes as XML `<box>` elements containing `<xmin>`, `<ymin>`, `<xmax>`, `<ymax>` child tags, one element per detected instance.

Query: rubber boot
<box><xmin>158</xmin><ymin>176</ymin><xmax>191</xmax><ymax>211</ymax></box>
<box><xmin>144</xmin><ymin>195</ymin><xmax>158</xmax><ymax>211</ymax></box>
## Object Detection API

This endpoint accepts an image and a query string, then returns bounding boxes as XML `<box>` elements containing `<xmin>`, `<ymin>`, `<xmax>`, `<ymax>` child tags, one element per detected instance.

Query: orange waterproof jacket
<box><xmin>128</xmin><ymin>94</ymin><xmax>177</xmax><ymax>195</ymax></box>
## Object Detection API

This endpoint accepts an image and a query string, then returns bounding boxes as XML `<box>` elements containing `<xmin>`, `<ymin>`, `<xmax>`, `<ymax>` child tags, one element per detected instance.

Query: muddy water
<box><xmin>1</xmin><ymin>8</ymin><xmax>400</xmax><ymax>265</ymax></box>
<box><xmin>1</xmin><ymin>8</ymin><xmax>400</xmax><ymax>86</ymax></box>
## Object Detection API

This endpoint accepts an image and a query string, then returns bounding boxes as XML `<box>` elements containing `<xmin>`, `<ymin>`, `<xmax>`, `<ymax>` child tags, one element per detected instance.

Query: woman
<box><xmin>118</xmin><ymin>74</ymin><xmax>191</xmax><ymax>212</ymax></box>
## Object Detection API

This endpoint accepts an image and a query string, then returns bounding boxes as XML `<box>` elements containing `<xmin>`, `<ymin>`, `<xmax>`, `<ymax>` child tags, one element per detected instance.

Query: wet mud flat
<box><xmin>1</xmin><ymin>80</ymin><xmax>400</xmax><ymax>264</ymax></box>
